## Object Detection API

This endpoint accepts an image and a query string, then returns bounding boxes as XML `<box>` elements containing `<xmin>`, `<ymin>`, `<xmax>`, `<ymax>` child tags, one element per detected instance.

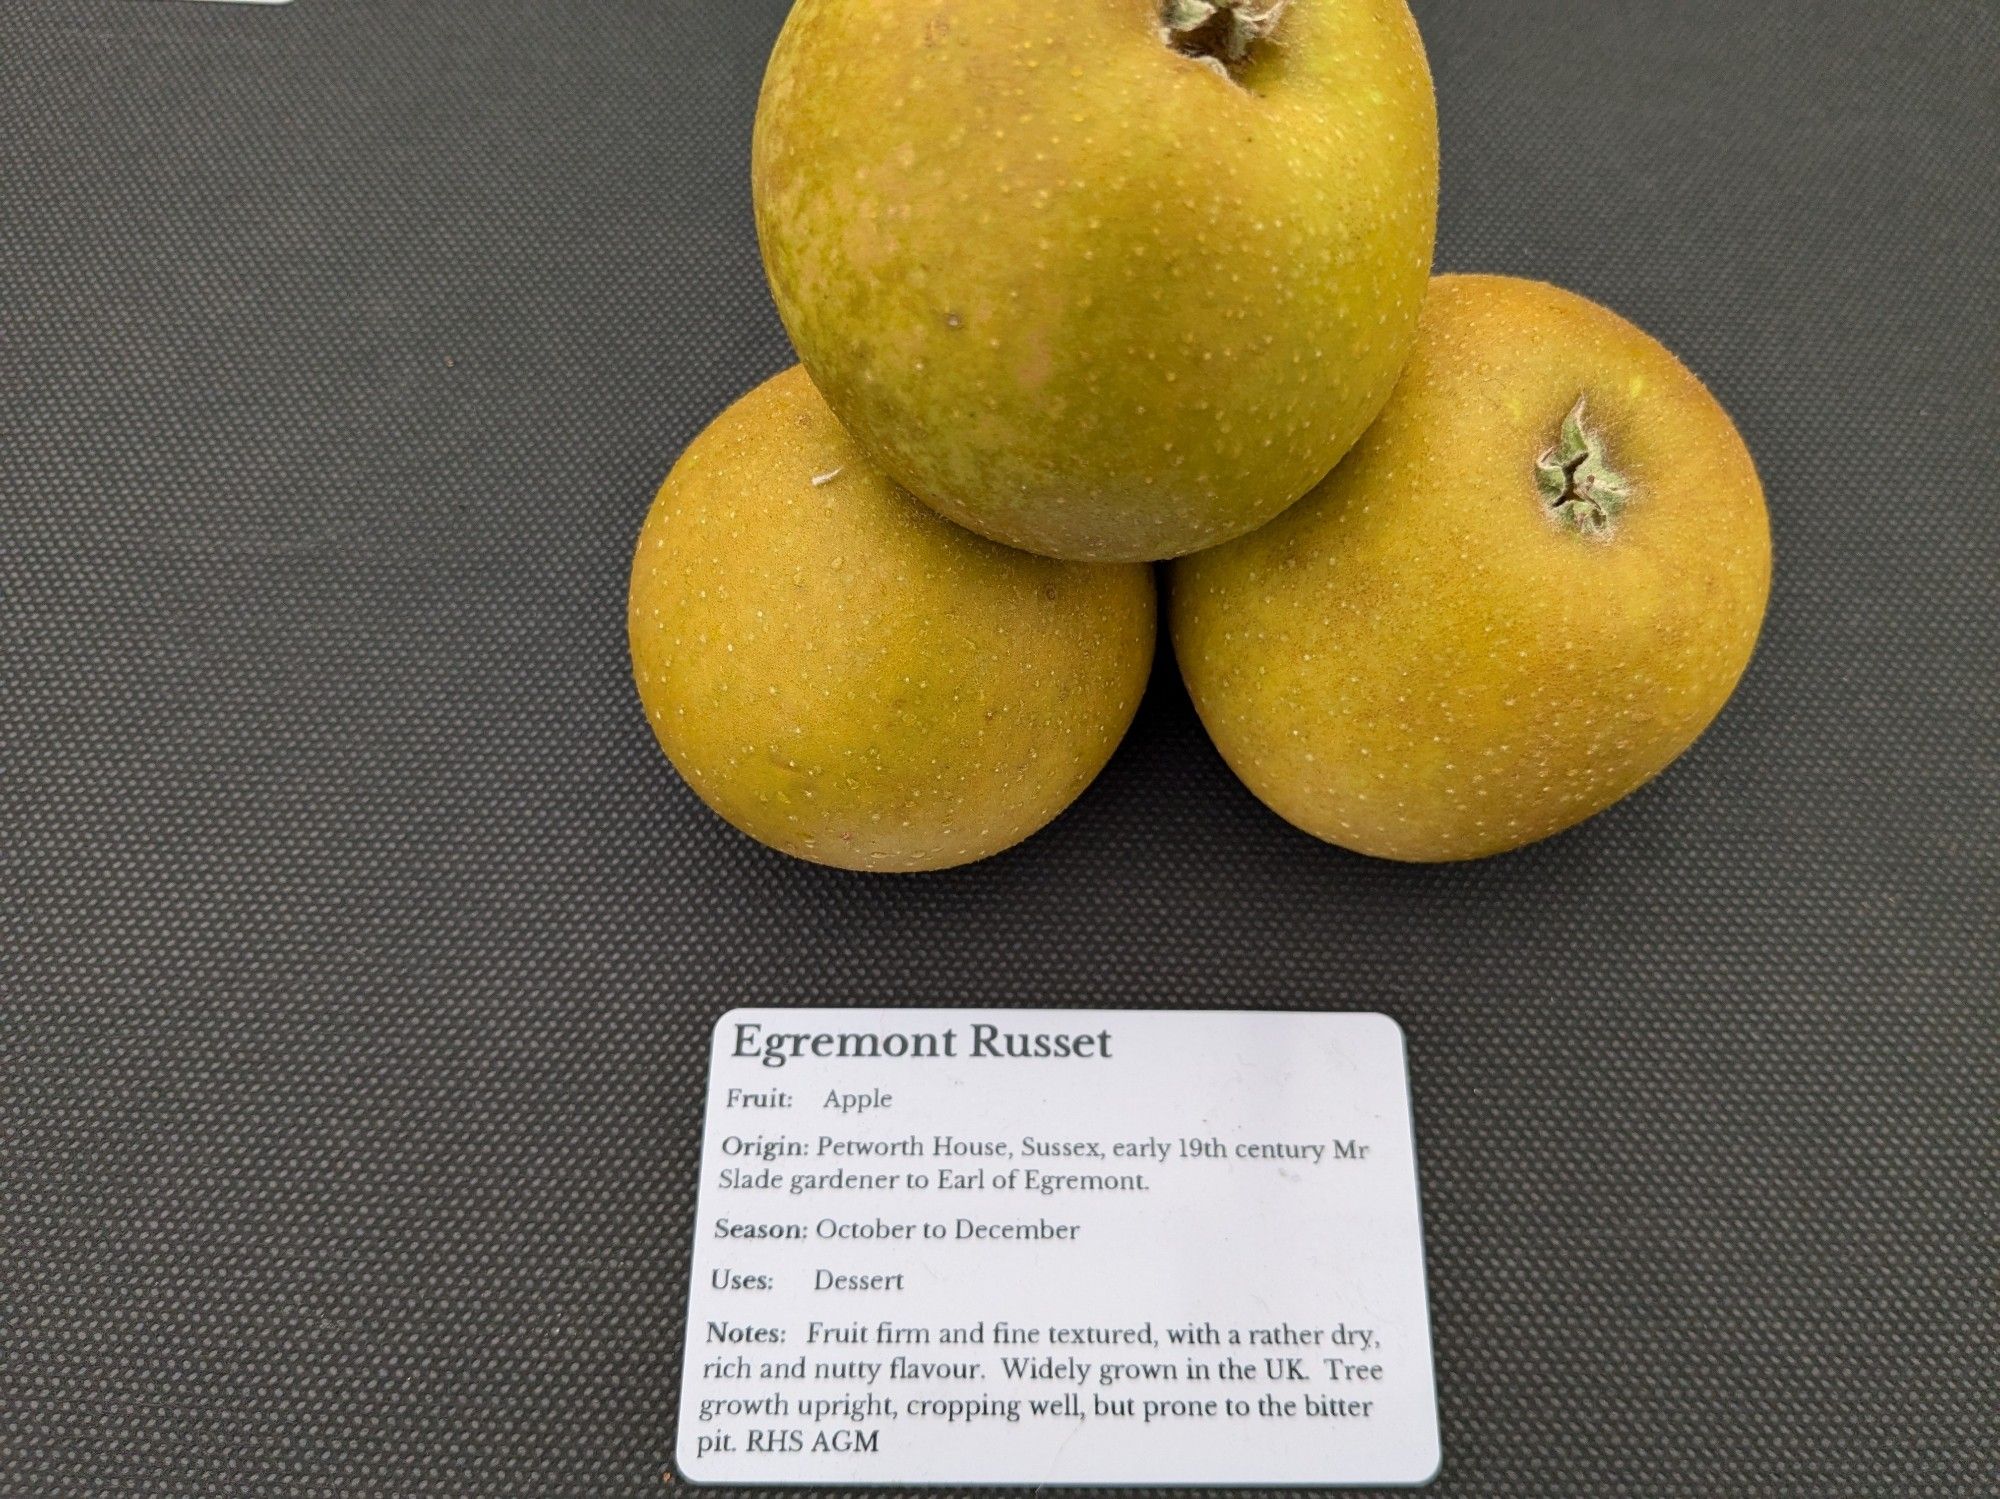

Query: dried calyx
<box><xmin>1162</xmin><ymin>0</ymin><xmax>1291</xmax><ymax>76</ymax></box>
<box><xmin>1536</xmin><ymin>398</ymin><xmax>1633</xmax><ymax>535</ymax></box>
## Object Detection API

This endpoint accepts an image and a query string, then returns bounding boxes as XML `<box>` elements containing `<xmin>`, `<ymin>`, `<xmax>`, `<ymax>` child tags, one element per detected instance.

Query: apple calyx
<box><xmin>1162</xmin><ymin>0</ymin><xmax>1290</xmax><ymax>78</ymax></box>
<box><xmin>1536</xmin><ymin>398</ymin><xmax>1632</xmax><ymax>536</ymax></box>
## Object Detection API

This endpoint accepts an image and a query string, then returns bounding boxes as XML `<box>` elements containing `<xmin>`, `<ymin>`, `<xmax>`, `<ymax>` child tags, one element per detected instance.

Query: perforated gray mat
<box><xmin>5</xmin><ymin>2</ymin><xmax>1996</xmax><ymax>1494</ymax></box>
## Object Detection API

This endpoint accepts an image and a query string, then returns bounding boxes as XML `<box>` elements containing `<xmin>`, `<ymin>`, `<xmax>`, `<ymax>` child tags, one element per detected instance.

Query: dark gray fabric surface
<box><xmin>5</xmin><ymin>1</ymin><xmax>1995</xmax><ymax>1494</ymax></box>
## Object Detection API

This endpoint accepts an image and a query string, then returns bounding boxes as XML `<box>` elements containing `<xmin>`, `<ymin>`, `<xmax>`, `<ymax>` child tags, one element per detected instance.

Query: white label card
<box><xmin>676</xmin><ymin>1009</ymin><xmax>1439</xmax><ymax>1487</ymax></box>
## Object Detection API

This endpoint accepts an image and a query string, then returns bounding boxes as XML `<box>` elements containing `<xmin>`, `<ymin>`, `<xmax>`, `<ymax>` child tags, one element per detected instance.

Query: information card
<box><xmin>676</xmin><ymin>1008</ymin><xmax>1439</xmax><ymax>1487</ymax></box>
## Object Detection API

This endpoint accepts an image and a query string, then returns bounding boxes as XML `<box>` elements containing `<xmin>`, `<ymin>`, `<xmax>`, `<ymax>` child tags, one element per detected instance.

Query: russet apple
<box><xmin>629</xmin><ymin>366</ymin><xmax>1156</xmax><ymax>872</ymax></box>
<box><xmin>753</xmin><ymin>0</ymin><xmax>1438</xmax><ymax>561</ymax></box>
<box><xmin>1171</xmin><ymin>275</ymin><xmax>1772</xmax><ymax>860</ymax></box>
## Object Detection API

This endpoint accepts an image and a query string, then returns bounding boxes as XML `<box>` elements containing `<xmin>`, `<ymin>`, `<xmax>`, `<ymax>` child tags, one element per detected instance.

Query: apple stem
<box><xmin>1535</xmin><ymin>398</ymin><xmax>1633</xmax><ymax>536</ymax></box>
<box><xmin>1162</xmin><ymin>0</ymin><xmax>1291</xmax><ymax>77</ymax></box>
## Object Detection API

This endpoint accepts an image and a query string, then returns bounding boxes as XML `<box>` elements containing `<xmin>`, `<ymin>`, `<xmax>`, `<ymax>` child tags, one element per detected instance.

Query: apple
<box><xmin>1171</xmin><ymin>275</ymin><xmax>1773</xmax><ymax>860</ymax></box>
<box><xmin>752</xmin><ymin>0</ymin><xmax>1438</xmax><ymax>561</ymax></box>
<box><xmin>629</xmin><ymin>366</ymin><xmax>1156</xmax><ymax>872</ymax></box>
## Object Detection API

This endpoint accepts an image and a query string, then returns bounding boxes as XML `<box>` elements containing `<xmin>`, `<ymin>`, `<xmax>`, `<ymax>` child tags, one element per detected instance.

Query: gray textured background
<box><xmin>5</xmin><ymin>2</ymin><xmax>1996</xmax><ymax>1495</ymax></box>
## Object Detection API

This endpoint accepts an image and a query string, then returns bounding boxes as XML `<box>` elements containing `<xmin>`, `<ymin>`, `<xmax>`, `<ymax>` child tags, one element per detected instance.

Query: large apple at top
<box><xmin>752</xmin><ymin>0</ymin><xmax>1438</xmax><ymax>561</ymax></box>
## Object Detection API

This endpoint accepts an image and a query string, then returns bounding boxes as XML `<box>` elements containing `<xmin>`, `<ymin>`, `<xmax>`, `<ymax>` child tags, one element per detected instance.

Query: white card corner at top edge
<box><xmin>678</xmin><ymin>1007</ymin><xmax>1439</xmax><ymax>1487</ymax></box>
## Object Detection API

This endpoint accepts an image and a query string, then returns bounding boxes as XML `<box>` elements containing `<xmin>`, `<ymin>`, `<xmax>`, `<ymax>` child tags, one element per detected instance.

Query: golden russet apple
<box><xmin>752</xmin><ymin>0</ymin><xmax>1438</xmax><ymax>562</ymax></box>
<box><xmin>628</xmin><ymin>367</ymin><xmax>1156</xmax><ymax>872</ymax></box>
<box><xmin>1172</xmin><ymin>274</ymin><xmax>1772</xmax><ymax>861</ymax></box>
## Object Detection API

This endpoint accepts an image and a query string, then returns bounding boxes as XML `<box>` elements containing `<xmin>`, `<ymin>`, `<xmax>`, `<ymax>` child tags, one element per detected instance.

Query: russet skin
<box><xmin>629</xmin><ymin>367</ymin><xmax>1156</xmax><ymax>872</ymax></box>
<box><xmin>1172</xmin><ymin>275</ymin><xmax>1772</xmax><ymax>861</ymax></box>
<box><xmin>753</xmin><ymin>0</ymin><xmax>1438</xmax><ymax>562</ymax></box>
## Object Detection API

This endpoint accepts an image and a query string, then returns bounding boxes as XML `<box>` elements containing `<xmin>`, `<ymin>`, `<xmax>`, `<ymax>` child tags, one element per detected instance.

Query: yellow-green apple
<box><xmin>629</xmin><ymin>366</ymin><xmax>1156</xmax><ymax>871</ymax></box>
<box><xmin>753</xmin><ymin>0</ymin><xmax>1438</xmax><ymax>561</ymax></box>
<box><xmin>1172</xmin><ymin>275</ymin><xmax>1772</xmax><ymax>860</ymax></box>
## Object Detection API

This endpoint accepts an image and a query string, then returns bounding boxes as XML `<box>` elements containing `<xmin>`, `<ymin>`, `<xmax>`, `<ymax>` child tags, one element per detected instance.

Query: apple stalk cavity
<box><xmin>1163</xmin><ymin>0</ymin><xmax>1292</xmax><ymax>76</ymax></box>
<box><xmin>1536</xmin><ymin>398</ymin><xmax>1632</xmax><ymax>536</ymax></box>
